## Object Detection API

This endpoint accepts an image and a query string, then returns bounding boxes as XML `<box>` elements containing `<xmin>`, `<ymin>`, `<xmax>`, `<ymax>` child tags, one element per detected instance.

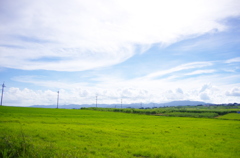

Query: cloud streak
<box><xmin>1</xmin><ymin>0</ymin><xmax>240</xmax><ymax>106</ymax></box>
<box><xmin>143</xmin><ymin>62</ymin><xmax>213</xmax><ymax>79</ymax></box>
<box><xmin>225</xmin><ymin>57</ymin><xmax>240</xmax><ymax>63</ymax></box>
<box><xmin>185</xmin><ymin>69</ymin><xmax>216</xmax><ymax>76</ymax></box>
<box><xmin>1</xmin><ymin>0</ymin><xmax>240</xmax><ymax>71</ymax></box>
<box><xmin>5</xmin><ymin>58</ymin><xmax>239</xmax><ymax>106</ymax></box>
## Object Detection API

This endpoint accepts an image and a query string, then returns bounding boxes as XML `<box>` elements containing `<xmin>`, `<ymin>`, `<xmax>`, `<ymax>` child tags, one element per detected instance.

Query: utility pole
<box><xmin>57</xmin><ymin>91</ymin><xmax>59</xmax><ymax>109</ymax></box>
<box><xmin>1</xmin><ymin>82</ymin><xmax>6</xmax><ymax>106</ymax></box>
<box><xmin>96</xmin><ymin>95</ymin><xmax>98</xmax><ymax>107</ymax></box>
<box><xmin>121</xmin><ymin>98</ymin><xmax>122</xmax><ymax>108</ymax></box>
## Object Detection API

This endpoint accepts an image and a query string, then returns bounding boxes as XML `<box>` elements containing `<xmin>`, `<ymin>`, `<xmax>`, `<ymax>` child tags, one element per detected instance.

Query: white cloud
<box><xmin>11</xmin><ymin>75</ymin><xmax>88</xmax><ymax>89</ymax></box>
<box><xmin>176</xmin><ymin>88</ymin><xmax>183</xmax><ymax>94</ymax></box>
<box><xmin>4</xmin><ymin>78</ymin><xmax>240</xmax><ymax>106</ymax></box>
<box><xmin>0</xmin><ymin>0</ymin><xmax>240</xmax><ymax>71</ymax></box>
<box><xmin>143</xmin><ymin>62</ymin><xmax>213</xmax><ymax>79</ymax></box>
<box><xmin>200</xmin><ymin>84</ymin><xmax>212</xmax><ymax>93</ymax></box>
<box><xmin>225</xmin><ymin>57</ymin><xmax>240</xmax><ymax>63</ymax></box>
<box><xmin>185</xmin><ymin>70</ymin><xmax>215</xmax><ymax>76</ymax></box>
<box><xmin>226</xmin><ymin>88</ymin><xmax>240</xmax><ymax>96</ymax></box>
<box><xmin>200</xmin><ymin>93</ymin><xmax>210</xmax><ymax>101</ymax></box>
<box><xmin>4</xmin><ymin>87</ymin><xmax>56</xmax><ymax>106</ymax></box>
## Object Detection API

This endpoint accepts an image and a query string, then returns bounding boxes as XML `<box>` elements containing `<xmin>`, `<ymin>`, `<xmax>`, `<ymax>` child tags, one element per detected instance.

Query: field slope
<box><xmin>0</xmin><ymin>106</ymin><xmax>239</xmax><ymax>158</ymax></box>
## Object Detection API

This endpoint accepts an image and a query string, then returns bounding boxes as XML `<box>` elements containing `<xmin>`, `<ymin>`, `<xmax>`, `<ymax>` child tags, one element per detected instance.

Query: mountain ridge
<box><xmin>30</xmin><ymin>100</ymin><xmax>211</xmax><ymax>109</ymax></box>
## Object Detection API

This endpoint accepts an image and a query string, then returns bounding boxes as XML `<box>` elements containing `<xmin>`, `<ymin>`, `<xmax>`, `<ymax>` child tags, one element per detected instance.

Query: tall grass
<box><xmin>0</xmin><ymin>131</ymin><xmax>55</xmax><ymax>158</ymax></box>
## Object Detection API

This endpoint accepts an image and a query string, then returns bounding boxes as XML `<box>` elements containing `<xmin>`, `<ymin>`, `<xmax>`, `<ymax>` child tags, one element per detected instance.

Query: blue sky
<box><xmin>0</xmin><ymin>0</ymin><xmax>240</xmax><ymax>106</ymax></box>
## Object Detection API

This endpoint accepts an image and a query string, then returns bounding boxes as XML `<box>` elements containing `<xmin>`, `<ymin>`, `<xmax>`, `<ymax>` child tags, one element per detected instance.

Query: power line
<box><xmin>1</xmin><ymin>82</ymin><xmax>6</xmax><ymax>106</ymax></box>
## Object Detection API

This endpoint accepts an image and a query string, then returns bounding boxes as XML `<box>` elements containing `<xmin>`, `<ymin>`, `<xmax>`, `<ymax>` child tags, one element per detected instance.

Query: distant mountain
<box><xmin>159</xmin><ymin>100</ymin><xmax>211</xmax><ymax>107</ymax></box>
<box><xmin>31</xmin><ymin>105</ymin><xmax>57</xmax><ymax>108</ymax></box>
<box><xmin>30</xmin><ymin>100</ymin><xmax>210</xmax><ymax>109</ymax></box>
<box><xmin>31</xmin><ymin>104</ymin><xmax>91</xmax><ymax>109</ymax></box>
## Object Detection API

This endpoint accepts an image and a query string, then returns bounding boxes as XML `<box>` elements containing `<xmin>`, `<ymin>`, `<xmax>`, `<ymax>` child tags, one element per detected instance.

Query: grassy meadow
<box><xmin>0</xmin><ymin>106</ymin><xmax>240</xmax><ymax>158</ymax></box>
<box><xmin>217</xmin><ymin>113</ymin><xmax>240</xmax><ymax>120</ymax></box>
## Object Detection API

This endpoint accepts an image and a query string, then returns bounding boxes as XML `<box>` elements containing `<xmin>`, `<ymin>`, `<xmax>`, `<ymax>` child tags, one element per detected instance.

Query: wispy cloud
<box><xmin>5</xmin><ymin>80</ymin><xmax>240</xmax><ymax>106</ymax></box>
<box><xmin>225</xmin><ymin>57</ymin><xmax>240</xmax><ymax>63</ymax></box>
<box><xmin>143</xmin><ymin>62</ymin><xmax>213</xmax><ymax>79</ymax></box>
<box><xmin>11</xmin><ymin>75</ymin><xmax>89</xmax><ymax>89</ymax></box>
<box><xmin>185</xmin><ymin>69</ymin><xmax>216</xmax><ymax>76</ymax></box>
<box><xmin>1</xmin><ymin>0</ymin><xmax>240</xmax><ymax>106</ymax></box>
<box><xmin>1</xmin><ymin>0</ymin><xmax>240</xmax><ymax>71</ymax></box>
<box><xmin>226</xmin><ymin>88</ymin><xmax>240</xmax><ymax>96</ymax></box>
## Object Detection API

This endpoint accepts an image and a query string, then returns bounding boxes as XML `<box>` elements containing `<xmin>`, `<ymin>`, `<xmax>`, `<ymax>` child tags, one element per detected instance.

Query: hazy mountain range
<box><xmin>30</xmin><ymin>100</ymin><xmax>211</xmax><ymax>109</ymax></box>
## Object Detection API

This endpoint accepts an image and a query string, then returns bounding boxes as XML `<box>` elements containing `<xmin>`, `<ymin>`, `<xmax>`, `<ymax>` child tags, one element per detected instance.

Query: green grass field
<box><xmin>217</xmin><ymin>113</ymin><xmax>240</xmax><ymax>120</ymax></box>
<box><xmin>83</xmin><ymin>106</ymin><xmax>240</xmax><ymax>118</ymax></box>
<box><xmin>0</xmin><ymin>106</ymin><xmax>240</xmax><ymax>158</ymax></box>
